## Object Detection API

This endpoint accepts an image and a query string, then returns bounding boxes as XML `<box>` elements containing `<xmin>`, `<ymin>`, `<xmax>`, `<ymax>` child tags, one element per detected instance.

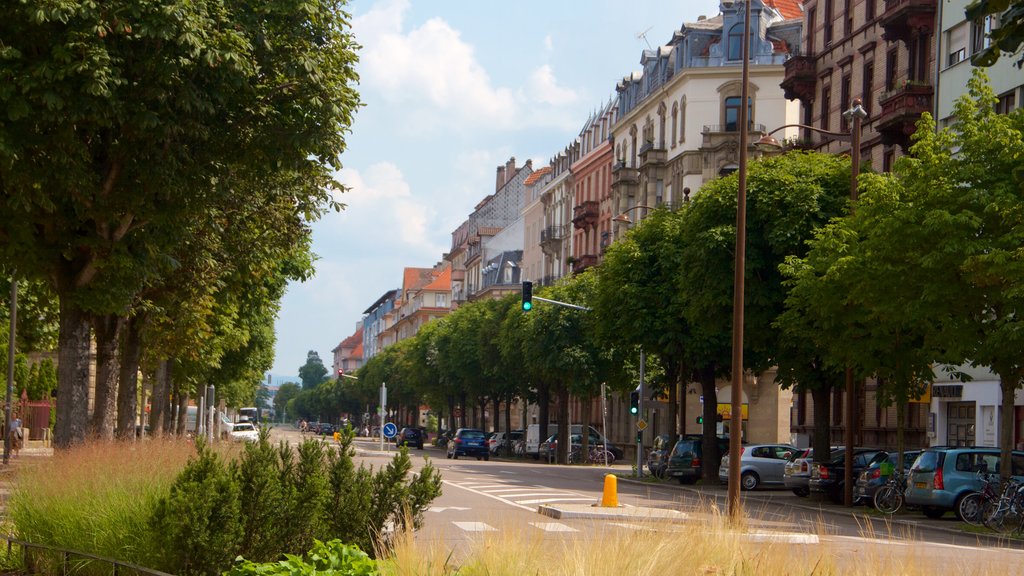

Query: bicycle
<box><xmin>958</xmin><ymin>471</ymin><xmax>1001</xmax><ymax>526</ymax></box>
<box><xmin>982</xmin><ymin>477</ymin><xmax>1024</xmax><ymax>534</ymax></box>
<box><xmin>568</xmin><ymin>444</ymin><xmax>616</xmax><ymax>466</ymax></box>
<box><xmin>873</xmin><ymin>473</ymin><xmax>907</xmax><ymax>515</ymax></box>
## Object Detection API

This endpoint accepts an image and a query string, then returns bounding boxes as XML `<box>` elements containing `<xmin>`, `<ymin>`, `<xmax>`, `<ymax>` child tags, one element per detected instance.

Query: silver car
<box><xmin>719</xmin><ymin>444</ymin><xmax>797</xmax><ymax>490</ymax></box>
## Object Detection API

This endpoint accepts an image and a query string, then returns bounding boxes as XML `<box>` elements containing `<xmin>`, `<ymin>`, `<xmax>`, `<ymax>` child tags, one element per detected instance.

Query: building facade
<box><xmin>571</xmin><ymin>101</ymin><xmax>616</xmax><ymax>273</ymax></box>
<box><xmin>538</xmin><ymin>150</ymin><xmax>575</xmax><ymax>287</ymax></box>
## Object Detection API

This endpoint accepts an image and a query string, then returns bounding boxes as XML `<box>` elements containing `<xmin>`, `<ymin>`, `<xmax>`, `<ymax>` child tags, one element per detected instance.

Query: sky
<box><xmin>269</xmin><ymin>0</ymin><xmax>723</xmax><ymax>380</ymax></box>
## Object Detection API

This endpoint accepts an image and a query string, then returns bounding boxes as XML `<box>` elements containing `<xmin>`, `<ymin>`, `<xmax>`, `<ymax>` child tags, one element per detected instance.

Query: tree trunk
<box><xmin>150</xmin><ymin>360</ymin><xmax>169</xmax><ymax>438</ymax></box>
<box><xmin>115</xmin><ymin>315</ymin><xmax>143</xmax><ymax>440</ymax></box>
<box><xmin>811</xmin><ymin>383</ymin><xmax>833</xmax><ymax>463</ymax></box>
<box><xmin>556</xmin><ymin>386</ymin><xmax>570</xmax><ymax>464</ymax></box>
<box><xmin>504</xmin><ymin>396</ymin><xmax>513</xmax><ymax>456</ymax></box>
<box><xmin>665</xmin><ymin>360</ymin><xmax>680</xmax><ymax>438</ymax></box>
<box><xmin>581</xmin><ymin>394</ymin><xmax>592</xmax><ymax>455</ymax></box>
<box><xmin>54</xmin><ymin>298</ymin><xmax>91</xmax><ymax>449</ymax></box>
<box><xmin>896</xmin><ymin>398</ymin><xmax>905</xmax><ymax>474</ymax></box>
<box><xmin>90</xmin><ymin>314</ymin><xmax>124</xmax><ymax>440</ymax></box>
<box><xmin>997</xmin><ymin>366</ymin><xmax>1021</xmax><ymax>482</ymax></box>
<box><xmin>698</xmin><ymin>366</ymin><xmax>720</xmax><ymax>484</ymax></box>
<box><xmin>492</xmin><ymin>397</ymin><xmax>500</xmax><ymax>433</ymax></box>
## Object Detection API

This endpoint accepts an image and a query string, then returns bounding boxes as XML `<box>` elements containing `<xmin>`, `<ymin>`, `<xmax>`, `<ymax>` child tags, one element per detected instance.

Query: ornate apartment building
<box><xmin>537</xmin><ymin>150</ymin><xmax>574</xmax><ymax>287</ymax></box>
<box><xmin>611</xmin><ymin>0</ymin><xmax>803</xmax><ymax>243</ymax></box>
<box><xmin>571</xmin><ymin>100</ymin><xmax>617</xmax><ymax>274</ymax></box>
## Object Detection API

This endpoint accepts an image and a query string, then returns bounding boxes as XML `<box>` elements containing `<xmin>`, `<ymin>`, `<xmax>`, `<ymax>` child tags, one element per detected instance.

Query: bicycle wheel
<box><xmin>958</xmin><ymin>493</ymin><xmax>985</xmax><ymax>526</ymax></box>
<box><xmin>874</xmin><ymin>485</ymin><xmax>903</xmax><ymax>515</ymax></box>
<box><xmin>984</xmin><ymin>500</ymin><xmax>1021</xmax><ymax>533</ymax></box>
<box><xmin>590</xmin><ymin>449</ymin><xmax>614</xmax><ymax>466</ymax></box>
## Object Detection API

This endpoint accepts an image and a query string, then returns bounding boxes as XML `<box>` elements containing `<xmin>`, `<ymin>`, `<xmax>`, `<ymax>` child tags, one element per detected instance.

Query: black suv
<box><xmin>666</xmin><ymin>435</ymin><xmax>731</xmax><ymax>485</ymax></box>
<box><xmin>396</xmin><ymin>427</ymin><xmax>424</xmax><ymax>449</ymax></box>
<box><xmin>809</xmin><ymin>448</ymin><xmax>887</xmax><ymax>503</ymax></box>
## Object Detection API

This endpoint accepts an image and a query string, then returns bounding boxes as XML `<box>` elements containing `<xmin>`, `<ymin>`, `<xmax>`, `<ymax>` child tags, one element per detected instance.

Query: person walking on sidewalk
<box><xmin>9</xmin><ymin>415</ymin><xmax>23</xmax><ymax>457</ymax></box>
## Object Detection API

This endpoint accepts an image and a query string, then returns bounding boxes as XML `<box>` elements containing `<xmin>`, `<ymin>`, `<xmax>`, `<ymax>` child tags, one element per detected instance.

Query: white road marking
<box><xmin>747</xmin><ymin>532</ymin><xmax>820</xmax><ymax>544</ymax></box>
<box><xmin>531</xmin><ymin>522</ymin><xmax>578</xmax><ymax>532</ymax></box>
<box><xmin>443</xmin><ymin>480</ymin><xmax>535</xmax><ymax>511</ymax></box>
<box><xmin>516</xmin><ymin>497</ymin><xmax>597</xmax><ymax>505</ymax></box>
<box><xmin>453</xmin><ymin>522</ymin><xmax>497</xmax><ymax>532</ymax></box>
<box><xmin>427</xmin><ymin>506</ymin><xmax>471</xmax><ymax>513</ymax></box>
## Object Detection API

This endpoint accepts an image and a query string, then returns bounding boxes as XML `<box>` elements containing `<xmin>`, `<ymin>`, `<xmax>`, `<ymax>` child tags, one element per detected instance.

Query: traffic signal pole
<box><xmin>636</xmin><ymin>350</ymin><xmax>645</xmax><ymax>478</ymax></box>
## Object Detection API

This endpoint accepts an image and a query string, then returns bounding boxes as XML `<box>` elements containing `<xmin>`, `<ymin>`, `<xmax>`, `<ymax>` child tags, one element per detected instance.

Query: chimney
<box><xmin>496</xmin><ymin>166</ymin><xmax>506</xmax><ymax>192</ymax></box>
<box><xmin>506</xmin><ymin>157</ymin><xmax>516</xmax><ymax>184</ymax></box>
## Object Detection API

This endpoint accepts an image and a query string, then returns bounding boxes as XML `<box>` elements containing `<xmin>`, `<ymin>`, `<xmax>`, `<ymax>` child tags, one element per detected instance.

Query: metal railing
<box><xmin>0</xmin><ymin>533</ymin><xmax>175</xmax><ymax>576</ymax></box>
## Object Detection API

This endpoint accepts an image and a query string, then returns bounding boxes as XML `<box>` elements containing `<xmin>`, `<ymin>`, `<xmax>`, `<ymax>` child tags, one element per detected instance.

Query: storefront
<box><xmin>929</xmin><ymin>365</ymin><xmax>1024</xmax><ymax>448</ymax></box>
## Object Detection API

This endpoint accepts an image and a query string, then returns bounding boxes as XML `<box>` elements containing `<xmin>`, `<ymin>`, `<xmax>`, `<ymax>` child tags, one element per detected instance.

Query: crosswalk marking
<box><xmin>453</xmin><ymin>521</ymin><xmax>497</xmax><ymax>532</ymax></box>
<box><xmin>530</xmin><ymin>522</ymin><xmax>578</xmax><ymax>532</ymax></box>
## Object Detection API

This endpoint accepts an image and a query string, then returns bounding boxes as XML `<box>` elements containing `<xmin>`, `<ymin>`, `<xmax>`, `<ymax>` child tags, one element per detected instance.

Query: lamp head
<box><xmin>755</xmin><ymin>134</ymin><xmax>783</xmax><ymax>152</ymax></box>
<box><xmin>612</xmin><ymin>214</ymin><xmax>633</xmax><ymax>224</ymax></box>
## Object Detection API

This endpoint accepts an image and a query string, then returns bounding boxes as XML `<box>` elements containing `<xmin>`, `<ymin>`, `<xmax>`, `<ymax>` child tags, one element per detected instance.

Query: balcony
<box><xmin>612</xmin><ymin>161</ymin><xmax>639</xmax><ymax>186</ymax></box>
<box><xmin>571</xmin><ymin>254</ymin><xmax>598</xmax><ymax>274</ymax></box>
<box><xmin>450</xmin><ymin>268</ymin><xmax>465</xmax><ymax>282</ymax></box>
<box><xmin>572</xmin><ymin>200</ymin><xmax>600</xmax><ymax>230</ymax></box>
<box><xmin>880</xmin><ymin>0</ymin><xmax>937</xmax><ymax>45</ymax></box>
<box><xmin>780</xmin><ymin>55</ymin><xmax>816</xmax><ymax>102</ymax></box>
<box><xmin>541</xmin><ymin>225</ymin><xmax>566</xmax><ymax>244</ymax></box>
<box><xmin>639</xmin><ymin>141</ymin><xmax>667</xmax><ymax>168</ymax></box>
<box><xmin>877</xmin><ymin>81</ymin><xmax>934</xmax><ymax>150</ymax></box>
<box><xmin>465</xmin><ymin>243</ymin><xmax>482</xmax><ymax>263</ymax></box>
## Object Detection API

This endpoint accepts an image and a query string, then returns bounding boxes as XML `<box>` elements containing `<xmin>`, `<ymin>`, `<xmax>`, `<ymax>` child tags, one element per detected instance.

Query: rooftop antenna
<box><xmin>636</xmin><ymin>26</ymin><xmax>653</xmax><ymax>50</ymax></box>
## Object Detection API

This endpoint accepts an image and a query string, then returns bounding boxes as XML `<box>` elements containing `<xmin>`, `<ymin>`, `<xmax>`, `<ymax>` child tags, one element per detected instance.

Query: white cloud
<box><xmin>354</xmin><ymin>1</ymin><xmax>519</xmax><ymax>128</ymax></box>
<box><xmin>526</xmin><ymin>64</ymin><xmax>579</xmax><ymax>106</ymax></box>
<box><xmin>543</xmin><ymin>34</ymin><xmax>553</xmax><ymax>52</ymax></box>
<box><xmin>335</xmin><ymin>163</ymin><xmax>442</xmax><ymax>250</ymax></box>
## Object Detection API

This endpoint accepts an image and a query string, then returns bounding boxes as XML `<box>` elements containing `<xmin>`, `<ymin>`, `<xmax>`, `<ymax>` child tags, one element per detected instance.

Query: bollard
<box><xmin>600</xmin><ymin>473</ymin><xmax>619</xmax><ymax>507</ymax></box>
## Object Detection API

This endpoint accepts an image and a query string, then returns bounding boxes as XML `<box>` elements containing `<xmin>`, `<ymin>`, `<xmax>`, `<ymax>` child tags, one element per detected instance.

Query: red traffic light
<box><xmin>337</xmin><ymin>368</ymin><xmax>344</xmax><ymax>377</ymax></box>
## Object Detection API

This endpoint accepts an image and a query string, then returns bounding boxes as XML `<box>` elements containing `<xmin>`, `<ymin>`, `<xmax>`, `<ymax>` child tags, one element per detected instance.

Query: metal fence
<box><xmin>0</xmin><ymin>534</ymin><xmax>175</xmax><ymax>576</ymax></box>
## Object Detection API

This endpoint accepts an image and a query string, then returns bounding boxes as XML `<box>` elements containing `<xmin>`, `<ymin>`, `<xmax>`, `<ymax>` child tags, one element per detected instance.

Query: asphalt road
<box><xmin>269</xmin><ymin>427</ymin><xmax>1024</xmax><ymax>573</ymax></box>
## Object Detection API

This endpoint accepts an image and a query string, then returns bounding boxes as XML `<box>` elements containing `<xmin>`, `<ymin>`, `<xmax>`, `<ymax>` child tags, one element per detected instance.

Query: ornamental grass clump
<box><xmin>6</xmin><ymin>438</ymin><xmax>195</xmax><ymax>573</ymax></box>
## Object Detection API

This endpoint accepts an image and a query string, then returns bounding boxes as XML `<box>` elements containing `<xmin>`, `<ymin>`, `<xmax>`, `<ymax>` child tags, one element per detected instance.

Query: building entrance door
<box><xmin>946</xmin><ymin>402</ymin><xmax>976</xmax><ymax>447</ymax></box>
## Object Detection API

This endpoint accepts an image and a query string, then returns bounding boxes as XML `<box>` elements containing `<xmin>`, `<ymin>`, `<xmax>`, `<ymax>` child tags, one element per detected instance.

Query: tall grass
<box><xmin>7</xmin><ymin>439</ymin><xmax>195</xmax><ymax>571</ymax></box>
<box><xmin>377</xmin><ymin>507</ymin><xmax>1011</xmax><ymax>576</ymax></box>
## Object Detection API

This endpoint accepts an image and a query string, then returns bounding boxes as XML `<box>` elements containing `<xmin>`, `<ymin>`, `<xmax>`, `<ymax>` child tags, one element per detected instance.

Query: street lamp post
<box><xmin>756</xmin><ymin>99</ymin><xmax>867</xmax><ymax>508</ymax></box>
<box><xmin>611</xmin><ymin>204</ymin><xmax>655</xmax><ymax>226</ymax></box>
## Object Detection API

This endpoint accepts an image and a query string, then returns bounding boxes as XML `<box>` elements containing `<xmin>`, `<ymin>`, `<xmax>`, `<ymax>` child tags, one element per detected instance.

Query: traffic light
<box><xmin>521</xmin><ymin>281</ymin><xmax>533</xmax><ymax>311</ymax></box>
<box><xmin>696</xmin><ymin>416</ymin><xmax>703</xmax><ymax>425</ymax></box>
<box><xmin>629</xmin><ymin>389</ymin><xmax>640</xmax><ymax>416</ymax></box>
<box><xmin>337</xmin><ymin>368</ymin><xmax>344</xmax><ymax>379</ymax></box>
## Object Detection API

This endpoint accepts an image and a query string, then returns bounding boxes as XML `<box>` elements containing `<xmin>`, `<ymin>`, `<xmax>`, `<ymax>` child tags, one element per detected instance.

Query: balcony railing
<box><xmin>541</xmin><ymin>225</ymin><xmax>567</xmax><ymax>243</ymax></box>
<box><xmin>877</xmin><ymin>81</ymin><xmax>934</xmax><ymax>150</ymax></box>
<box><xmin>571</xmin><ymin>254</ymin><xmax>598</xmax><ymax>274</ymax></box>
<box><xmin>572</xmin><ymin>200</ymin><xmax>600</xmax><ymax>230</ymax></box>
<box><xmin>880</xmin><ymin>0</ymin><xmax>937</xmax><ymax>44</ymax></box>
<box><xmin>702</xmin><ymin>123</ymin><xmax>768</xmax><ymax>134</ymax></box>
<box><xmin>465</xmin><ymin>243</ymin><xmax>481</xmax><ymax>262</ymax></box>
<box><xmin>780</xmin><ymin>55</ymin><xmax>816</xmax><ymax>102</ymax></box>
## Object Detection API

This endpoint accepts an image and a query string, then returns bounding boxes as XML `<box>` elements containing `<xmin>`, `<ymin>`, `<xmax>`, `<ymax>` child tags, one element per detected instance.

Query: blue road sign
<box><xmin>382</xmin><ymin>422</ymin><xmax>398</xmax><ymax>439</ymax></box>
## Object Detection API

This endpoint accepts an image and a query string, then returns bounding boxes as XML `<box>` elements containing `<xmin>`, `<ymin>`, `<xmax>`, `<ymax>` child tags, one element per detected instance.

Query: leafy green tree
<box><xmin>679</xmin><ymin>151</ymin><xmax>851</xmax><ymax>479</ymax></box>
<box><xmin>967</xmin><ymin>0</ymin><xmax>1024</xmax><ymax>67</ymax></box>
<box><xmin>0</xmin><ymin>0</ymin><xmax>361</xmax><ymax>448</ymax></box>
<box><xmin>299</xmin><ymin>351</ymin><xmax>330</xmax><ymax>390</ymax></box>
<box><xmin>274</xmin><ymin>383</ymin><xmax>301</xmax><ymax>421</ymax></box>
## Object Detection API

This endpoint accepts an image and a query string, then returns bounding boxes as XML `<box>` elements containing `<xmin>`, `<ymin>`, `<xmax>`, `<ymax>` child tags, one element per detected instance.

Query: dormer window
<box><xmin>727</xmin><ymin>23</ymin><xmax>748</xmax><ymax>61</ymax></box>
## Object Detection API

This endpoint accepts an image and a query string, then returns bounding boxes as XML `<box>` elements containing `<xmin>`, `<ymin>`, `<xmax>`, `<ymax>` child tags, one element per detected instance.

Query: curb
<box><xmin>614</xmin><ymin>474</ymin><xmax>1024</xmax><ymax>549</ymax></box>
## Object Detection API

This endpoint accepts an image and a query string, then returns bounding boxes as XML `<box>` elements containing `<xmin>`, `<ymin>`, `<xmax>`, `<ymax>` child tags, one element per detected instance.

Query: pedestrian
<box><xmin>9</xmin><ymin>415</ymin><xmax>23</xmax><ymax>457</ymax></box>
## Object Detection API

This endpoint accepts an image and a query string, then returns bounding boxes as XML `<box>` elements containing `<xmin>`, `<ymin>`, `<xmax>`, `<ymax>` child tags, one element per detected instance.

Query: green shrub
<box><xmin>150</xmin><ymin>439</ymin><xmax>243</xmax><ymax>576</ymax></box>
<box><xmin>225</xmin><ymin>539</ymin><xmax>378</xmax><ymax>576</ymax></box>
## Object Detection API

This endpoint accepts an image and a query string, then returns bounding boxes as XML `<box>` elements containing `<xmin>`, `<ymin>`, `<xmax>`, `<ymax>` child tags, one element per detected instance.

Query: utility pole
<box><xmin>5</xmin><ymin>274</ymin><xmax>16</xmax><ymax>465</ymax></box>
<box><xmin>636</xmin><ymin>350</ymin><xmax>645</xmax><ymax>477</ymax></box>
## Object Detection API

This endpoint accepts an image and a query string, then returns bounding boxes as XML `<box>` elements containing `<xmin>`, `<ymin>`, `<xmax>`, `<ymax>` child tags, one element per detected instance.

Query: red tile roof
<box><xmin>766</xmin><ymin>0</ymin><xmax>804</xmax><ymax>20</ymax></box>
<box><xmin>340</xmin><ymin>328</ymin><xmax>363</xmax><ymax>348</ymax></box>
<box><xmin>423</xmin><ymin>267</ymin><xmax>451</xmax><ymax>291</ymax></box>
<box><xmin>351</xmin><ymin>342</ymin><xmax>363</xmax><ymax>359</ymax></box>
<box><xmin>402</xmin><ymin>267</ymin><xmax>432</xmax><ymax>293</ymax></box>
<box><xmin>524</xmin><ymin>166</ymin><xmax>552</xmax><ymax>186</ymax></box>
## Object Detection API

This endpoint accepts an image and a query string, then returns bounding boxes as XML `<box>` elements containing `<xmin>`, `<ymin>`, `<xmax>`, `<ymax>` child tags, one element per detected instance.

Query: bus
<box><xmin>238</xmin><ymin>407</ymin><xmax>259</xmax><ymax>424</ymax></box>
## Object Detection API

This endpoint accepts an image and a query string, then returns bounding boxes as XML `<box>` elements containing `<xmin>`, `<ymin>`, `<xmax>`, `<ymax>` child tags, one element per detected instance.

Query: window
<box><xmin>671</xmin><ymin>103</ymin><xmax>678</xmax><ymax>148</ymax></box>
<box><xmin>844</xmin><ymin>0</ymin><xmax>852</xmax><ymax>36</ymax></box>
<box><xmin>840</xmin><ymin>75</ymin><xmax>851</xmax><ymax>131</ymax></box>
<box><xmin>947</xmin><ymin>22</ymin><xmax>968</xmax><ymax>66</ymax></box>
<box><xmin>680</xmin><ymin>96</ymin><xmax>687</xmax><ymax>142</ymax></box>
<box><xmin>436</xmin><ymin>293</ymin><xmax>447</xmax><ymax>308</ymax></box>
<box><xmin>883</xmin><ymin>148</ymin><xmax>895</xmax><ymax>172</ymax></box>
<box><xmin>807</xmin><ymin>7</ymin><xmax>817</xmax><ymax>53</ymax></box>
<box><xmin>866</xmin><ymin>0</ymin><xmax>875</xmax><ymax>21</ymax></box>
<box><xmin>972</xmin><ymin>16</ymin><xmax>996</xmax><ymax>54</ymax></box>
<box><xmin>909</xmin><ymin>33</ymin><xmax>930</xmax><ymax>81</ymax></box>
<box><xmin>862</xmin><ymin>60</ymin><xmax>874</xmax><ymax>115</ymax></box>
<box><xmin>728</xmin><ymin>23</ymin><xmax>746</xmax><ymax>60</ymax></box>
<box><xmin>997</xmin><ymin>91</ymin><xmax>1017</xmax><ymax>115</ymax></box>
<box><xmin>885</xmin><ymin>48</ymin><xmax>898</xmax><ymax>91</ymax></box>
<box><xmin>724</xmin><ymin>96</ymin><xmax>752</xmax><ymax>131</ymax></box>
<box><xmin>824</xmin><ymin>0</ymin><xmax>834</xmax><ymax>46</ymax></box>
<box><xmin>820</xmin><ymin>85</ymin><xmax>831</xmax><ymax>131</ymax></box>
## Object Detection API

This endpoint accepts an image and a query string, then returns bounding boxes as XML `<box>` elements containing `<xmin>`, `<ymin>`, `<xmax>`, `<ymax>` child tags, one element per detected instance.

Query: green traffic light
<box><xmin>522</xmin><ymin>301</ymin><xmax>532</xmax><ymax>311</ymax></box>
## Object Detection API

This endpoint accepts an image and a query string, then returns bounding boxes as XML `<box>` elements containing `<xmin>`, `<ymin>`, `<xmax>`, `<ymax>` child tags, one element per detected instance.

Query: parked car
<box><xmin>718</xmin><ymin>444</ymin><xmax>797</xmax><ymax>490</ymax></box>
<box><xmin>647</xmin><ymin>434</ymin><xmax>674</xmax><ymax>478</ymax></box>
<box><xmin>809</xmin><ymin>448</ymin><xmax>887</xmax><ymax>503</ymax></box>
<box><xmin>854</xmin><ymin>449</ymin><xmax>921</xmax><ymax>506</ymax></box>
<box><xmin>905</xmin><ymin>447</ymin><xmax>1024</xmax><ymax>519</ymax></box>
<box><xmin>665</xmin><ymin>435</ymin><xmax>731</xmax><ymax>485</ymax></box>
<box><xmin>446</xmin><ymin>428</ymin><xmax>490</xmax><ymax>460</ymax></box>
<box><xmin>784</xmin><ymin>448</ymin><xmax>815</xmax><ymax>497</ymax></box>
<box><xmin>539</xmin><ymin>430</ymin><xmax>622</xmax><ymax>462</ymax></box>
<box><xmin>229</xmin><ymin>422</ymin><xmax>259</xmax><ymax>442</ymax></box>
<box><xmin>396</xmin><ymin>427</ymin><xmax>424</xmax><ymax>449</ymax></box>
<box><xmin>488</xmin><ymin>430</ymin><xmax>524</xmax><ymax>455</ymax></box>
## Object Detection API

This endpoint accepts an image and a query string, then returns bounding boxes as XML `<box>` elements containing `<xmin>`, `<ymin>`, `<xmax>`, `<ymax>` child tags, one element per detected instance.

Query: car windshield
<box><xmin>674</xmin><ymin>440</ymin><xmax>699</xmax><ymax>455</ymax></box>
<box><xmin>234</xmin><ymin>423</ymin><xmax>255</xmax><ymax>432</ymax></box>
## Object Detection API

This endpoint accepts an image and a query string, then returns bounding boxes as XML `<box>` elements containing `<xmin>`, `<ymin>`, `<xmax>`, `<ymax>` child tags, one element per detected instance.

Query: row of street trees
<box><xmin>0</xmin><ymin>0</ymin><xmax>363</xmax><ymax>447</ymax></box>
<box><xmin>325</xmin><ymin>72</ymin><xmax>1024</xmax><ymax>480</ymax></box>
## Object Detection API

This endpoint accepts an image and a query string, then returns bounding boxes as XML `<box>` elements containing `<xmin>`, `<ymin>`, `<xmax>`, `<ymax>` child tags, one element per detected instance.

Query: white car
<box><xmin>229</xmin><ymin>422</ymin><xmax>259</xmax><ymax>442</ymax></box>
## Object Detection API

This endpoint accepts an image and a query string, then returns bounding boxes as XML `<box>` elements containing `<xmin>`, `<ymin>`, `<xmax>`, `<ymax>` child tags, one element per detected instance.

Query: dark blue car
<box><xmin>447</xmin><ymin>428</ymin><xmax>490</xmax><ymax>461</ymax></box>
